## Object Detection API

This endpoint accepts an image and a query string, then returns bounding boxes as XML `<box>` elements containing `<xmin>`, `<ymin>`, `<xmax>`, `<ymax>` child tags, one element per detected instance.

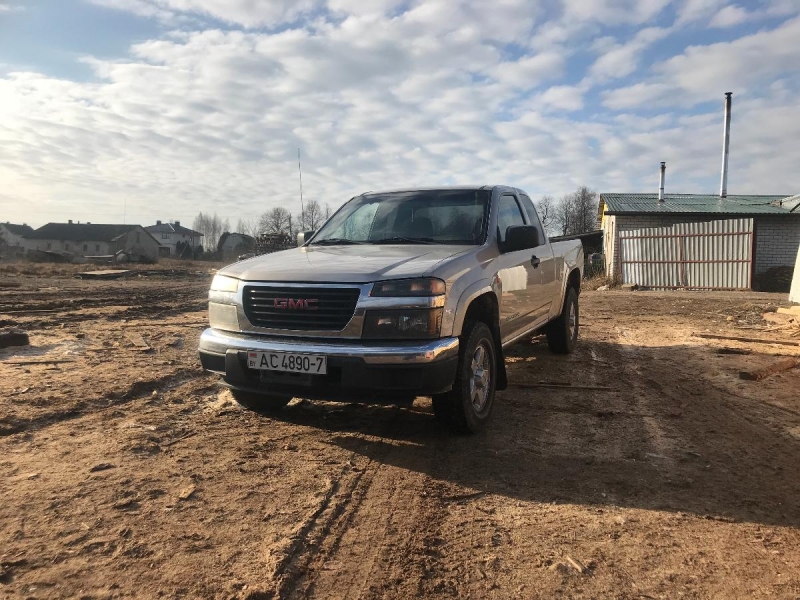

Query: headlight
<box><xmin>371</xmin><ymin>278</ymin><xmax>445</xmax><ymax>297</ymax></box>
<box><xmin>362</xmin><ymin>309</ymin><xmax>443</xmax><ymax>340</ymax></box>
<box><xmin>210</xmin><ymin>274</ymin><xmax>240</xmax><ymax>292</ymax></box>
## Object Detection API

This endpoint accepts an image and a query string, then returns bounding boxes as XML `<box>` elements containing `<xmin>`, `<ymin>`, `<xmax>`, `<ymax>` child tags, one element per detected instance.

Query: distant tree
<box><xmin>193</xmin><ymin>211</ymin><xmax>227</xmax><ymax>252</ymax></box>
<box><xmin>259</xmin><ymin>207</ymin><xmax>293</xmax><ymax>236</ymax></box>
<box><xmin>535</xmin><ymin>195</ymin><xmax>556</xmax><ymax>234</ymax></box>
<box><xmin>235</xmin><ymin>218</ymin><xmax>259</xmax><ymax>238</ymax></box>
<box><xmin>552</xmin><ymin>187</ymin><xmax>598</xmax><ymax>236</ymax></box>
<box><xmin>296</xmin><ymin>200</ymin><xmax>324</xmax><ymax>231</ymax></box>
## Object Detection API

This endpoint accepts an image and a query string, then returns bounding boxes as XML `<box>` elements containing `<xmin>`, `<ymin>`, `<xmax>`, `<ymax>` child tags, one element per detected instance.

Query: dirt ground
<box><xmin>2</xmin><ymin>266</ymin><xmax>800</xmax><ymax>599</ymax></box>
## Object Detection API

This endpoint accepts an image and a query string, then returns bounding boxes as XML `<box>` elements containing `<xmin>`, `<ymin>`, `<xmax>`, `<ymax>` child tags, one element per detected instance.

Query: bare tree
<box><xmin>259</xmin><ymin>207</ymin><xmax>293</xmax><ymax>236</ymax></box>
<box><xmin>552</xmin><ymin>187</ymin><xmax>598</xmax><ymax>236</ymax></box>
<box><xmin>297</xmin><ymin>200</ymin><xmax>324</xmax><ymax>231</ymax></box>
<box><xmin>235</xmin><ymin>218</ymin><xmax>259</xmax><ymax>238</ymax></box>
<box><xmin>535</xmin><ymin>195</ymin><xmax>556</xmax><ymax>234</ymax></box>
<box><xmin>193</xmin><ymin>211</ymin><xmax>227</xmax><ymax>251</ymax></box>
<box><xmin>572</xmin><ymin>186</ymin><xmax>598</xmax><ymax>234</ymax></box>
<box><xmin>552</xmin><ymin>193</ymin><xmax>575</xmax><ymax>237</ymax></box>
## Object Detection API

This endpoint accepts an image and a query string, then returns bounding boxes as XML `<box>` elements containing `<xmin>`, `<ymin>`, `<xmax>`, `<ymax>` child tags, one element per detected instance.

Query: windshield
<box><xmin>311</xmin><ymin>189</ymin><xmax>490</xmax><ymax>245</ymax></box>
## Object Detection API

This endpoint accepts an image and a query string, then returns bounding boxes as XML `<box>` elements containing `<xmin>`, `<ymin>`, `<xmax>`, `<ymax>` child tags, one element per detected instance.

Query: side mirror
<box><xmin>296</xmin><ymin>230</ymin><xmax>315</xmax><ymax>246</ymax></box>
<box><xmin>502</xmin><ymin>225</ymin><xmax>540</xmax><ymax>253</ymax></box>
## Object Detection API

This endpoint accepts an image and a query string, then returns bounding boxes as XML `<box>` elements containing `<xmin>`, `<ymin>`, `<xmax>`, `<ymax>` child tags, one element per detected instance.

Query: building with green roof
<box><xmin>598</xmin><ymin>193</ymin><xmax>800</xmax><ymax>290</ymax></box>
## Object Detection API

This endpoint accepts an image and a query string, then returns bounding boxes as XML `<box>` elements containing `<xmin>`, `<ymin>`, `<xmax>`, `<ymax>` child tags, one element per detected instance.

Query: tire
<box><xmin>230</xmin><ymin>389</ymin><xmax>292</xmax><ymax>412</ymax></box>
<box><xmin>432</xmin><ymin>321</ymin><xmax>497</xmax><ymax>434</ymax></box>
<box><xmin>546</xmin><ymin>286</ymin><xmax>579</xmax><ymax>354</ymax></box>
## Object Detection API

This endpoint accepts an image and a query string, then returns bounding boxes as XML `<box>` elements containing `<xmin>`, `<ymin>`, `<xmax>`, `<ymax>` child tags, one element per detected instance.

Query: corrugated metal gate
<box><xmin>619</xmin><ymin>218</ymin><xmax>754</xmax><ymax>290</ymax></box>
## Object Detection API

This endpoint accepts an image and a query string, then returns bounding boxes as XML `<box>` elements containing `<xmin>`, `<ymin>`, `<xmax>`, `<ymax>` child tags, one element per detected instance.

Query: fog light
<box><xmin>209</xmin><ymin>302</ymin><xmax>239</xmax><ymax>332</ymax></box>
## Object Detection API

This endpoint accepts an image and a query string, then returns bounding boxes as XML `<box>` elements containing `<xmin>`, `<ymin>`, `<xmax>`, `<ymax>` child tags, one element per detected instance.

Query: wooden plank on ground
<box><xmin>509</xmin><ymin>382</ymin><xmax>617</xmax><ymax>392</ymax></box>
<box><xmin>77</xmin><ymin>270</ymin><xmax>130</xmax><ymax>280</ymax></box>
<box><xmin>694</xmin><ymin>333</ymin><xmax>800</xmax><ymax>347</ymax></box>
<box><xmin>739</xmin><ymin>359</ymin><xmax>800</xmax><ymax>381</ymax></box>
<box><xmin>776</xmin><ymin>306</ymin><xmax>800</xmax><ymax>316</ymax></box>
<box><xmin>2</xmin><ymin>358</ymin><xmax>76</xmax><ymax>366</ymax></box>
<box><xmin>125</xmin><ymin>332</ymin><xmax>151</xmax><ymax>351</ymax></box>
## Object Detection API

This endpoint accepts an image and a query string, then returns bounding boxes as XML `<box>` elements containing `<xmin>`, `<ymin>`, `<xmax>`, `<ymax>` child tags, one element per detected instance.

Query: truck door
<box><xmin>496</xmin><ymin>193</ymin><xmax>542</xmax><ymax>342</ymax></box>
<box><xmin>519</xmin><ymin>193</ymin><xmax>557</xmax><ymax>321</ymax></box>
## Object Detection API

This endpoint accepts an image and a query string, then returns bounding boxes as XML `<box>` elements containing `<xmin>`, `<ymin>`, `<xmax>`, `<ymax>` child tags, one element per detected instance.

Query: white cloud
<box><xmin>493</xmin><ymin>52</ymin><xmax>565</xmax><ymax>89</ymax></box>
<box><xmin>677</xmin><ymin>0</ymin><xmax>726</xmax><ymax>24</ymax></box>
<box><xmin>562</xmin><ymin>0</ymin><xmax>671</xmax><ymax>25</ymax></box>
<box><xmin>89</xmin><ymin>0</ymin><xmax>319</xmax><ymax>27</ymax></box>
<box><xmin>589</xmin><ymin>27</ymin><xmax>670</xmax><ymax>81</ymax></box>
<box><xmin>603</xmin><ymin>16</ymin><xmax>800</xmax><ymax>108</ymax></box>
<box><xmin>0</xmin><ymin>1</ymin><xmax>799</xmax><ymax>227</ymax></box>
<box><xmin>534</xmin><ymin>85</ymin><xmax>586</xmax><ymax>111</ymax></box>
<box><xmin>709</xmin><ymin>4</ymin><xmax>750</xmax><ymax>27</ymax></box>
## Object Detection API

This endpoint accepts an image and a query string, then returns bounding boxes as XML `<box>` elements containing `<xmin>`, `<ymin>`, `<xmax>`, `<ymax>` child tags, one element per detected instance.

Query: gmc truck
<box><xmin>199</xmin><ymin>186</ymin><xmax>583</xmax><ymax>432</ymax></box>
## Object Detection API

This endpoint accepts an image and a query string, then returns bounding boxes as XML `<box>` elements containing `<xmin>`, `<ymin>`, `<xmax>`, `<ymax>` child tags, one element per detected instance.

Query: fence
<box><xmin>619</xmin><ymin>218</ymin><xmax>753</xmax><ymax>290</ymax></box>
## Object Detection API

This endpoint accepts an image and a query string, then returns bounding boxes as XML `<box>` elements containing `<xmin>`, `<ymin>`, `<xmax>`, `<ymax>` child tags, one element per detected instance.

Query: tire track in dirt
<box><xmin>299</xmin><ymin>440</ymin><xmax>449</xmax><ymax>600</ymax></box>
<box><xmin>256</xmin><ymin>406</ymin><xmax>458</xmax><ymax>600</ymax></box>
<box><xmin>263</xmin><ymin>428</ymin><xmax>397</xmax><ymax>598</ymax></box>
<box><xmin>0</xmin><ymin>368</ymin><xmax>213</xmax><ymax>436</ymax></box>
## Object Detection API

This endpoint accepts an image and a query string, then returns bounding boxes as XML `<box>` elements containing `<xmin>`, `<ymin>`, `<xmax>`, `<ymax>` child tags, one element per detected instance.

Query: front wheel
<box><xmin>230</xmin><ymin>389</ymin><xmax>292</xmax><ymax>412</ymax></box>
<box><xmin>432</xmin><ymin>320</ymin><xmax>497</xmax><ymax>434</ymax></box>
<box><xmin>546</xmin><ymin>286</ymin><xmax>579</xmax><ymax>354</ymax></box>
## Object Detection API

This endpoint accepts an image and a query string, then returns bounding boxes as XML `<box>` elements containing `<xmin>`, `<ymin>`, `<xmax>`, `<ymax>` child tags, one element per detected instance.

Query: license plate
<box><xmin>247</xmin><ymin>351</ymin><xmax>327</xmax><ymax>375</ymax></box>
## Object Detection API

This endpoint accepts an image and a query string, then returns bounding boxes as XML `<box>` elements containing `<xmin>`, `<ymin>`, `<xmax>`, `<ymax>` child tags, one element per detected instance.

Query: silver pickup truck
<box><xmin>199</xmin><ymin>186</ymin><xmax>583</xmax><ymax>432</ymax></box>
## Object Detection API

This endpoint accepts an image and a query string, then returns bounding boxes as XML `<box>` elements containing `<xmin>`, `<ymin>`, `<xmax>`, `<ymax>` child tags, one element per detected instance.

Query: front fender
<box><xmin>450</xmin><ymin>277</ymin><xmax>499</xmax><ymax>337</ymax></box>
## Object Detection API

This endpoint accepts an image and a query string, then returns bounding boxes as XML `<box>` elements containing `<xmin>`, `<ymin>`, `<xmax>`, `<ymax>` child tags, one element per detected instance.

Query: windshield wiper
<box><xmin>368</xmin><ymin>236</ymin><xmax>440</xmax><ymax>245</ymax></box>
<box><xmin>310</xmin><ymin>238</ymin><xmax>367</xmax><ymax>246</ymax></box>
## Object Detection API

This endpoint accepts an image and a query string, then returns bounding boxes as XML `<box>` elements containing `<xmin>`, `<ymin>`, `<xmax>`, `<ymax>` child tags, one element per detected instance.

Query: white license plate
<box><xmin>247</xmin><ymin>351</ymin><xmax>327</xmax><ymax>375</ymax></box>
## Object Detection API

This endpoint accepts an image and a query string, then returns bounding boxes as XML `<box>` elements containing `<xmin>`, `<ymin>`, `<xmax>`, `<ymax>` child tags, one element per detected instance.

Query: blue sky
<box><xmin>0</xmin><ymin>0</ymin><xmax>799</xmax><ymax>228</ymax></box>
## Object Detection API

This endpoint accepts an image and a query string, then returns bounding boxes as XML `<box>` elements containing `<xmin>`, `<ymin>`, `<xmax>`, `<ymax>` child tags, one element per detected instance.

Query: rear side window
<box><xmin>497</xmin><ymin>194</ymin><xmax>526</xmax><ymax>245</ymax></box>
<box><xmin>519</xmin><ymin>194</ymin><xmax>545</xmax><ymax>244</ymax></box>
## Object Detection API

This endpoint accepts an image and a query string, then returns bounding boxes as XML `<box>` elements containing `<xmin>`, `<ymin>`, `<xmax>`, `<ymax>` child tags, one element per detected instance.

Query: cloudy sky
<box><xmin>1</xmin><ymin>0</ymin><xmax>799</xmax><ymax>228</ymax></box>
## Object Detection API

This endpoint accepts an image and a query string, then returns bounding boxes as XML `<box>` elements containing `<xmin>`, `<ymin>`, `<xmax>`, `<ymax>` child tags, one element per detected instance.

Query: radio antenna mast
<box><xmin>298</xmin><ymin>148</ymin><xmax>305</xmax><ymax>227</ymax></box>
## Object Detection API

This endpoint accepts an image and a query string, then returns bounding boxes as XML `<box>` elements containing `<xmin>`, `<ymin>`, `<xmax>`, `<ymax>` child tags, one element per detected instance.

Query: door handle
<box><xmin>531</xmin><ymin>255</ymin><xmax>540</xmax><ymax>268</ymax></box>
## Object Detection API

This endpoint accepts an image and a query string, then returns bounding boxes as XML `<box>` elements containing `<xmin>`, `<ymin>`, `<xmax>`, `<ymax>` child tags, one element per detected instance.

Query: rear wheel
<box><xmin>432</xmin><ymin>320</ymin><xmax>496</xmax><ymax>434</ymax></box>
<box><xmin>546</xmin><ymin>286</ymin><xmax>579</xmax><ymax>354</ymax></box>
<box><xmin>230</xmin><ymin>389</ymin><xmax>292</xmax><ymax>412</ymax></box>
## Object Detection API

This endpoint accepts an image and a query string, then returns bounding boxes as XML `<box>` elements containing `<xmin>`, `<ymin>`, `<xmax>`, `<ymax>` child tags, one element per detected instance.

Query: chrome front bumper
<box><xmin>198</xmin><ymin>328</ymin><xmax>460</xmax><ymax>365</ymax></box>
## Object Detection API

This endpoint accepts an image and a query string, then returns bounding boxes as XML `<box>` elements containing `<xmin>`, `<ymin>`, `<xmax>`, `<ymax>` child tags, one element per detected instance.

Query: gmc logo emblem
<box><xmin>273</xmin><ymin>298</ymin><xmax>318</xmax><ymax>310</ymax></box>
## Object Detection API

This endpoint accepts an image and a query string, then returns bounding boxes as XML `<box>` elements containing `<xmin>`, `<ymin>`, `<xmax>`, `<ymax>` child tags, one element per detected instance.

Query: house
<box><xmin>145</xmin><ymin>221</ymin><xmax>204</xmax><ymax>257</ymax></box>
<box><xmin>599</xmin><ymin>193</ymin><xmax>800</xmax><ymax>291</ymax></box>
<box><xmin>0</xmin><ymin>222</ymin><xmax>34</xmax><ymax>252</ymax></box>
<box><xmin>23</xmin><ymin>222</ymin><xmax>161</xmax><ymax>262</ymax></box>
<box><xmin>218</xmin><ymin>232</ymin><xmax>255</xmax><ymax>260</ymax></box>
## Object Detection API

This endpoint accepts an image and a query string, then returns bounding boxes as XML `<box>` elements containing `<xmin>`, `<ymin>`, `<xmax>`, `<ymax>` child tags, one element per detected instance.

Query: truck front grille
<box><xmin>242</xmin><ymin>285</ymin><xmax>360</xmax><ymax>331</ymax></box>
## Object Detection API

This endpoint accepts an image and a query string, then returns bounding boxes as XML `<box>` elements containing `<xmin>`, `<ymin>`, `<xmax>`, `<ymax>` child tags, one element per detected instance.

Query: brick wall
<box><xmin>754</xmin><ymin>216</ymin><xmax>800</xmax><ymax>274</ymax></box>
<box><xmin>602</xmin><ymin>213</ymin><xmax>800</xmax><ymax>282</ymax></box>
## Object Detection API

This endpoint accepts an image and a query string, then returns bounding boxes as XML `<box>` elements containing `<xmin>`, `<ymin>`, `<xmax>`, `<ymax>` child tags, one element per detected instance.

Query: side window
<box><xmin>497</xmin><ymin>194</ymin><xmax>526</xmax><ymax>246</ymax></box>
<box><xmin>519</xmin><ymin>194</ymin><xmax>545</xmax><ymax>244</ymax></box>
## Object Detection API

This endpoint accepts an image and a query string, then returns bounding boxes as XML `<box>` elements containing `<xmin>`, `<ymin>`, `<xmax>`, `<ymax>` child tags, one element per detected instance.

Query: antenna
<box><xmin>298</xmin><ymin>148</ymin><xmax>305</xmax><ymax>227</ymax></box>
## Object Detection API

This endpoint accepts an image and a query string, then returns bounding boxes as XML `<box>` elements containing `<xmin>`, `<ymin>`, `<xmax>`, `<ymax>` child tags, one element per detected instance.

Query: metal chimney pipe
<box><xmin>658</xmin><ymin>162</ymin><xmax>666</xmax><ymax>202</ymax></box>
<box><xmin>719</xmin><ymin>92</ymin><xmax>732</xmax><ymax>198</ymax></box>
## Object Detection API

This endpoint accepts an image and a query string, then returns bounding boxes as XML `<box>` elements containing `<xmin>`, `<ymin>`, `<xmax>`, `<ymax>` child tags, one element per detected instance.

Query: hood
<box><xmin>220</xmin><ymin>244</ymin><xmax>472</xmax><ymax>283</ymax></box>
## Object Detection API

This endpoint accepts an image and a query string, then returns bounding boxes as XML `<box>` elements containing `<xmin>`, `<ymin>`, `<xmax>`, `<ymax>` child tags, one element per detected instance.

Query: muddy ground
<box><xmin>1</xmin><ymin>267</ymin><xmax>799</xmax><ymax>599</ymax></box>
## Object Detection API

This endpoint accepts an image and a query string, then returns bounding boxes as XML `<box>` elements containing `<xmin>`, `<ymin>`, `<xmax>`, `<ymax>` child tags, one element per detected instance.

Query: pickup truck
<box><xmin>199</xmin><ymin>186</ymin><xmax>583</xmax><ymax>433</ymax></box>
